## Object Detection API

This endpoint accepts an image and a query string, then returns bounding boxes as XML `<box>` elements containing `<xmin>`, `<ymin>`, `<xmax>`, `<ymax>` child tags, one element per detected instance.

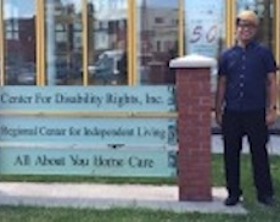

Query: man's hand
<box><xmin>266</xmin><ymin>72</ymin><xmax>277</xmax><ymax>126</ymax></box>
<box><xmin>266</xmin><ymin>108</ymin><xmax>277</xmax><ymax>126</ymax></box>
<box><xmin>215</xmin><ymin>109</ymin><xmax>223</xmax><ymax>127</ymax></box>
<box><xmin>215</xmin><ymin>75</ymin><xmax>226</xmax><ymax>127</ymax></box>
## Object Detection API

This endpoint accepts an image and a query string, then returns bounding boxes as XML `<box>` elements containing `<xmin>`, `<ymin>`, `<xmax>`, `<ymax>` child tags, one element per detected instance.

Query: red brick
<box><xmin>176</xmin><ymin>66</ymin><xmax>212</xmax><ymax>201</ymax></box>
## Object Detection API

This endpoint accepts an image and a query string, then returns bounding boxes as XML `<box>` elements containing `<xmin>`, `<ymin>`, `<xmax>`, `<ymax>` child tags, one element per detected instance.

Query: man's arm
<box><xmin>266</xmin><ymin>72</ymin><xmax>278</xmax><ymax>126</ymax></box>
<box><xmin>215</xmin><ymin>75</ymin><xmax>227</xmax><ymax>126</ymax></box>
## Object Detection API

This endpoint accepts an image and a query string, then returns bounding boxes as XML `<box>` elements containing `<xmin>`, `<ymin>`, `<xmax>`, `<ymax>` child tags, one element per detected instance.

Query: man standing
<box><xmin>215</xmin><ymin>10</ymin><xmax>278</xmax><ymax>206</ymax></box>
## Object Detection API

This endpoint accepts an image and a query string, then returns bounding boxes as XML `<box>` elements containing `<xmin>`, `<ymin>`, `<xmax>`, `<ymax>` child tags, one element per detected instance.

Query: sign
<box><xmin>0</xmin><ymin>147</ymin><xmax>177</xmax><ymax>177</ymax></box>
<box><xmin>0</xmin><ymin>86</ymin><xmax>178</xmax><ymax>177</ymax></box>
<box><xmin>0</xmin><ymin>86</ymin><xmax>176</xmax><ymax>112</ymax></box>
<box><xmin>185</xmin><ymin>0</ymin><xmax>225</xmax><ymax>58</ymax></box>
<box><xmin>0</xmin><ymin>116</ymin><xmax>177</xmax><ymax>146</ymax></box>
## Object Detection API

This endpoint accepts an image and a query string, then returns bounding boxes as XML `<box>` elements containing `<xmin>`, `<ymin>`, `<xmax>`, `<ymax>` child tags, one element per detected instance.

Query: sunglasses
<box><xmin>237</xmin><ymin>23</ymin><xmax>257</xmax><ymax>29</ymax></box>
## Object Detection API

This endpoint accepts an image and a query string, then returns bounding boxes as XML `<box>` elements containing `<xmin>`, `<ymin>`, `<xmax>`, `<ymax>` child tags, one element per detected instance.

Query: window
<box><xmin>137</xmin><ymin>0</ymin><xmax>179</xmax><ymax>85</ymax></box>
<box><xmin>87</xmin><ymin>0</ymin><xmax>128</xmax><ymax>85</ymax></box>
<box><xmin>3</xmin><ymin>0</ymin><xmax>36</xmax><ymax>85</ymax></box>
<box><xmin>45</xmin><ymin>0</ymin><xmax>83</xmax><ymax>85</ymax></box>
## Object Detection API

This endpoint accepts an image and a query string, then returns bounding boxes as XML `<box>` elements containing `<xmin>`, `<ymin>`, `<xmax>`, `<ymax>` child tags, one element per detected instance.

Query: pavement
<box><xmin>212</xmin><ymin>134</ymin><xmax>280</xmax><ymax>155</ymax></box>
<box><xmin>0</xmin><ymin>183</ymin><xmax>247</xmax><ymax>214</ymax></box>
<box><xmin>2</xmin><ymin>135</ymin><xmax>280</xmax><ymax>214</ymax></box>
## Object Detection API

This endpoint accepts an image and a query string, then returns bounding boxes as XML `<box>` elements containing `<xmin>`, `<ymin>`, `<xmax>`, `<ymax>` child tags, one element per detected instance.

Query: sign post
<box><xmin>170</xmin><ymin>54</ymin><xmax>216</xmax><ymax>201</ymax></box>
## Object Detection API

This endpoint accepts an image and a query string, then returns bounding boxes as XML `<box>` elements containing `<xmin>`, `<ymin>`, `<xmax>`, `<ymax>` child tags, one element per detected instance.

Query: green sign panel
<box><xmin>0</xmin><ymin>86</ymin><xmax>176</xmax><ymax>112</ymax></box>
<box><xmin>0</xmin><ymin>147</ymin><xmax>177</xmax><ymax>177</ymax></box>
<box><xmin>0</xmin><ymin>116</ymin><xmax>177</xmax><ymax>146</ymax></box>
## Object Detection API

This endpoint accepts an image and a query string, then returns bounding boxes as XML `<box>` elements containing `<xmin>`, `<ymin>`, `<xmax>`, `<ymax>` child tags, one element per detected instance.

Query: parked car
<box><xmin>87</xmin><ymin>50</ymin><xmax>127</xmax><ymax>84</ymax></box>
<box><xmin>15</xmin><ymin>62</ymin><xmax>78</xmax><ymax>85</ymax></box>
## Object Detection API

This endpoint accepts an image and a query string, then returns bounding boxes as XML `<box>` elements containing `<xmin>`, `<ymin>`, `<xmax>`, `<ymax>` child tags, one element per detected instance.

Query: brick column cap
<box><xmin>169</xmin><ymin>54</ymin><xmax>217</xmax><ymax>69</ymax></box>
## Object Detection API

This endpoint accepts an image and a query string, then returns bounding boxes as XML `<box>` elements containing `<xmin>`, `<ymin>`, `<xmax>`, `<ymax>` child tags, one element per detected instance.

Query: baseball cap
<box><xmin>237</xmin><ymin>10</ymin><xmax>259</xmax><ymax>26</ymax></box>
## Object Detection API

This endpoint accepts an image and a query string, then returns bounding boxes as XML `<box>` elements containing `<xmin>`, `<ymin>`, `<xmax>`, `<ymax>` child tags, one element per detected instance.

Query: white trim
<box><xmin>169</xmin><ymin>54</ymin><xmax>217</xmax><ymax>68</ymax></box>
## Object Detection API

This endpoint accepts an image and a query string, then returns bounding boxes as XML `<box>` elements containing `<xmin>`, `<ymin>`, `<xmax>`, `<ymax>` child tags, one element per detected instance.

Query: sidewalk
<box><xmin>0</xmin><ymin>182</ymin><xmax>247</xmax><ymax>214</ymax></box>
<box><xmin>212</xmin><ymin>135</ymin><xmax>280</xmax><ymax>155</ymax></box>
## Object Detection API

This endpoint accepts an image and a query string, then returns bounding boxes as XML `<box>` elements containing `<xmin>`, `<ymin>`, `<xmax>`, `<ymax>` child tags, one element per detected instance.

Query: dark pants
<box><xmin>222</xmin><ymin>110</ymin><xmax>274</xmax><ymax>198</ymax></box>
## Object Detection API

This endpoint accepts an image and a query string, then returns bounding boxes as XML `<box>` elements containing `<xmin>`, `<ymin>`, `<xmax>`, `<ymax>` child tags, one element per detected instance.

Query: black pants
<box><xmin>222</xmin><ymin>110</ymin><xmax>274</xmax><ymax>198</ymax></box>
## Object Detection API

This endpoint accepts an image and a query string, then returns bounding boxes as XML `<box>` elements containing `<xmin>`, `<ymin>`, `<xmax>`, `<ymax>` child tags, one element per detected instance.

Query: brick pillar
<box><xmin>170</xmin><ymin>54</ymin><xmax>216</xmax><ymax>201</ymax></box>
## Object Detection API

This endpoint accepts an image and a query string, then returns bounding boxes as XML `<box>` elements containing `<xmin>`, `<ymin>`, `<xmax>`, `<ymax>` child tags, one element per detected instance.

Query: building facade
<box><xmin>0</xmin><ymin>0</ymin><xmax>279</xmax><ymax>88</ymax></box>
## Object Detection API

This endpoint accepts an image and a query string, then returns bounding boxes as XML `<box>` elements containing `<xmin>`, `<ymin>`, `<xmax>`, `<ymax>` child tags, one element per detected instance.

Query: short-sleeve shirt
<box><xmin>218</xmin><ymin>41</ymin><xmax>277</xmax><ymax>112</ymax></box>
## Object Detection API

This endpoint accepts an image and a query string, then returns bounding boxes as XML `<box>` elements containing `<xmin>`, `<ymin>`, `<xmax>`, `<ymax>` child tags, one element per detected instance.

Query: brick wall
<box><xmin>176</xmin><ymin>67</ymin><xmax>212</xmax><ymax>201</ymax></box>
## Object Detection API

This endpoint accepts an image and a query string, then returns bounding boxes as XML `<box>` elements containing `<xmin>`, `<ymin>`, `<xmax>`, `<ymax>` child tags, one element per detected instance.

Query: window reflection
<box><xmin>45</xmin><ymin>0</ymin><xmax>82</xmax><ymax>85</ymax></box>
<box><xmin>137</xmin><ymin>0</ymin><xmax>179</xmax><ymax>85</ymax></box>
<box><xmin>87</xmin><ymin>0</ymin><xmax>128</xmax><ymax>85</ymax></box>
<box><xmin>4</xmin><ymin>0</ymin><xmax>36</xmax><ymax>85</ymax></box>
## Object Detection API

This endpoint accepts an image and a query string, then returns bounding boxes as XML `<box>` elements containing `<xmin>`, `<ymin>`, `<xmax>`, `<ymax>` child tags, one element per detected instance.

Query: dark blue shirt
<box><xmin>218</xmin><ymin>41</ymin><xmax>277</xmax><ymax>111</ymax></box>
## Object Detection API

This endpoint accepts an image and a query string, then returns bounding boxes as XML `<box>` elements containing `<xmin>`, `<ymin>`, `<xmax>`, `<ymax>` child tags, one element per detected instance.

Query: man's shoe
<box><xmin>258</xmin><ymin>196</ymin><xmax>275</xmax><ymax>207</ymax></box>
<box><xmin>224</xmin><ymin>196</ymin><xmax>240</xmax><ymax>206</ymax></box>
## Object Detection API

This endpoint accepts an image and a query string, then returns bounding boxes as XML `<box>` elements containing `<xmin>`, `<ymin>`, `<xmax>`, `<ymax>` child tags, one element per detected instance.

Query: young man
<box><xmin>215</xmin><ymin>10</ymin><xmax>278</xmax><ymax>206</ymax></box>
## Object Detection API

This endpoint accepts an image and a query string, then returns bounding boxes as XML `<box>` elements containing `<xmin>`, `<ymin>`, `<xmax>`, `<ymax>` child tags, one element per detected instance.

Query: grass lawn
<box><xmin>0</xmin><ymin>154</ymin><xmax>279</xmax><ymax>222</ymax></box>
